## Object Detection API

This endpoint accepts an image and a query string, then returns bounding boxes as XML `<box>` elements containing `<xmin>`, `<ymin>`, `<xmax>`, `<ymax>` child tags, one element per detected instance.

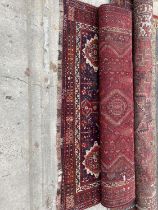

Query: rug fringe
<box><xmin>56</xmin><ymin>0</ymin><xmax>64</xmax><ymax>209</ymax></box>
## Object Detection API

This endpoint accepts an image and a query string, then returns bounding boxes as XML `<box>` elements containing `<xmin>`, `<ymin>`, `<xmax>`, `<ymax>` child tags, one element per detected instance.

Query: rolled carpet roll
<box><xmin>133</xmin><ymin>0</ymin><xmax>157</xmax><ymax>209</ymax></box>
<box><xmin>98</xmin><ymin>4</ymin><xmax>135</xmax><ymax>209</ymax></box>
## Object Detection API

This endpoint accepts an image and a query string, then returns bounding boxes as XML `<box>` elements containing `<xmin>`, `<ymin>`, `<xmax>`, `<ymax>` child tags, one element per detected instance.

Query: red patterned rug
<box><xmin>60</xmin><ymin>1</ymin><xmax>100</xmax><ymax>209</ymax></box>
<box><xmin>99</xmin><ymin>4</ymin><xmax>135</xmax><ymax>209</ymax></box>
<box><xmin>133</xmin><ymin>0</ymin><xmax>157</xmax><ymax>209</ymax></box>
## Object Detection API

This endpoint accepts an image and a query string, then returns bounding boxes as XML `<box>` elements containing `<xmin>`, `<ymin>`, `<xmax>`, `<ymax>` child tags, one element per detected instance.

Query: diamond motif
<box><xmin>83</xmin><ymin>34</ymin><xmax>98</xmax><ymax>72</ymax></box>
<box><xmin>83</xmin><ymin>142</ymin><xmax>100</xmax><ymax>178</ymax></box>
<box><xmin>100</xmin><ymin>89</ymin><xmax>132</xmax><ymax>126</ymax></box>
<box><xmin>102</xmin><ymin>155</ymin><xmax>134</xmax><ymax>181</ymax></box>
<box><xmin>81</xmin><ymin>99</ymin><xmax>92</xmax><ymax>116</ymax></box>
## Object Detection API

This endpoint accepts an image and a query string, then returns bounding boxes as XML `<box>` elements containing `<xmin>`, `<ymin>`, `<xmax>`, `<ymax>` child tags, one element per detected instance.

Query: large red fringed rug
<box><xmin>57</xmin><ymin>0</ymin><xmax>157</xmax><ymax>209</ymax></box>
<box><xmin>60</xmin><ymin>1</ymin><xmax>100</xmax><ymax>209</ymax></box>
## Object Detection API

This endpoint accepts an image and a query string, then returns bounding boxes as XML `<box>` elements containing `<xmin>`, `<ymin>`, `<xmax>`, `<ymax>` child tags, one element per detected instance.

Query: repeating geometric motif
<box><xmin>133</xmin><ymin>1</ymin><xmax>158</xmax><ymax>209</ymax></box>
<box><xmin>99</xmin><ymin>4</ymin><xmax>135</xmax><ymax>209</ymax></box>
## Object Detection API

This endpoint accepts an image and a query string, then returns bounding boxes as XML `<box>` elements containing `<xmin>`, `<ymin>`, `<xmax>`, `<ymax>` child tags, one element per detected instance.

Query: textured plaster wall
<box><xmin>154</xmin><ymin>2</ymin><xmax>158</xmax><ymax>16</ymax></box>
<box><xmin>0</xmin><ymin>0</ymin><xmax>29</xmax><ymax>210</ymax></box>
<box><xmin>0</xmin><ymin>0</ymin><xmax>58</xmax><ymax>209</ymax></box>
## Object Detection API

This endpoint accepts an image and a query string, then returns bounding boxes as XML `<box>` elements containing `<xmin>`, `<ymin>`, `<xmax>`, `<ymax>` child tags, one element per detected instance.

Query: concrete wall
<box><xmin>154</xmin><ymin>1</ymin><xmax>158</xmax><ymax>16</ymax></box>
<box><xmin>0</xmin><ymin>0</ymin><xmax>58</xmax><ymax>209</ymax></box>
<box><xmin>0</xmin><ymin>1</ymin><xmax>29</xmax><ymax>210</ymax></box>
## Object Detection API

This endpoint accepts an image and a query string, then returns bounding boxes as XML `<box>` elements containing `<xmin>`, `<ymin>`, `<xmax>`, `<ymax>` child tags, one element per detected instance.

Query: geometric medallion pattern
<box><xmin>100</xmin><ymin>89</ymin><xmax>132</xmax><ymax>126</ymax></box>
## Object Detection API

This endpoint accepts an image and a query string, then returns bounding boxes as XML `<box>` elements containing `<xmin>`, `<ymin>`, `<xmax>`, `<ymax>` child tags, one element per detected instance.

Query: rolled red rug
<box><xmin>133</xmin><ymin>0</ymin><xmax>157</xmax><ymax>209</ymax></box>
<box><xmin>99</xmin><ymin>4</ymin><xmax>135</xmax><ymax>209</ymax></box>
